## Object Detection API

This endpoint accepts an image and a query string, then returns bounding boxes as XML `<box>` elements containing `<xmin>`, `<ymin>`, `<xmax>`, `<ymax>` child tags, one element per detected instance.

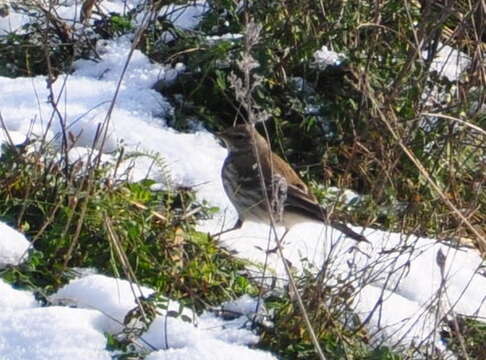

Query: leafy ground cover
<box><xmin>0</xmin><ymin>0</ymin><xmax>484</xmax><ymax>359</ymax></box>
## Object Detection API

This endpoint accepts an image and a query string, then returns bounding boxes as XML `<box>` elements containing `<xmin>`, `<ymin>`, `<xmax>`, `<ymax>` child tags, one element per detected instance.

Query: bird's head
<box><xmin>217</xmin><ymin>124</ymin><xmax>259</xmax><ymax>152</ymax></box>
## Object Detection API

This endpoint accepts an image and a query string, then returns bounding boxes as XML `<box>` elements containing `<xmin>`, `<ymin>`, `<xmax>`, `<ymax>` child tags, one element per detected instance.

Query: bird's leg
<box><xmin>266</xmin><ymin>227</ymin><xmax>290</xmax><ymax>254</ymax></box>
<box><xmin>270</xmin><ymin>173</ymin><xmax>288</xmax><ymax>224</ymax></box>
<box><xmin>211</xmin><ymin>218</ymin><xmax>243</xmax><ymax>238</ymax></box>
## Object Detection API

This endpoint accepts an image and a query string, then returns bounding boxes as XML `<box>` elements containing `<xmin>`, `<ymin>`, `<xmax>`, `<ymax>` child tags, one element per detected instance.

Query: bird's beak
<box><xmin>215</xmin><ymin>131</ymin><xmax>227</xmax><ymax>147</ymax></box>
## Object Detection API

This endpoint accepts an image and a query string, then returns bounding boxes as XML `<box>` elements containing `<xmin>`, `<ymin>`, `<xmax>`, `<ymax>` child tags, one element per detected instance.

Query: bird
<box><xmin>217</xmin><ymin>123</ymin><xmax>368</xmax><ymax>242</ymax></box>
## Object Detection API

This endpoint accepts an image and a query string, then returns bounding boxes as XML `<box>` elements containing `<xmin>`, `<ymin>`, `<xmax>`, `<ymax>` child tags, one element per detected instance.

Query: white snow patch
<box><xmin>49</xmin><ymin>274</ymin><xmax>274</xmax><ymax>358</ymax></box>
<box><xmin>0</xmin><ymin>129</ymin><xmax>27</xmax><ymax>156</ymax></box>
<box><xmin>0</xmin><ymin>306</ymin><xmax>111</xmax><ymax>360</ymax></box>
<box><xmin>0</xmin><ymin>279</ymin><xmax>38</xmax><ymax>310</ymax></box>
<box><xmin>213</xmin><ymin>221</ymin><xmax>485</xmax><ymax>347</ymax></box>
<box><xmin>50</xmin><ymin>274</ymin><xmax>155</xmax><ymax>334</ymax></box>
<box><xmin>353</xmin><ymin>285</ymin><xmax>437</xmax><ymax>347</ymax></box>
<box><xmin>423</xmin><ymin>44</ymin><xmax>470</xmax><ymax>82</ymax></box>
<box><xmin>162</xmin><ymin>1</ymin><xmax>209</xmax><ymax>31</ymax></box>
<box><xmin>1</xmin><ymin>1</ymin><xmax>484</xmax><ymax>357</ymax></box>
<box><xmin>218</xmin><ymin>293</ymin><xmax>261</xmax><ymax>315</ymax></box>
<box><xmin>313</xmin><ymin>45</ymin><xmax>344</xmax><ymax>70</ymax></box>
<box><xmin>0</xmin><ymin>222</ymin><xmax>31</xmax><ymax>268</ymax></box>
<box><xmin>142</xmin><ymin>1</ymin><xmax>210</xmax><ymax>42</ymax></box>
<box><xmin>145</xmin><ymin>339</ymin><xmax>278</xmax><ymax>360</ymax></box>
<box><xmin>0</xmin><ymin>5</ymin><xmax>31</xmax><ymax>34</ymax></box>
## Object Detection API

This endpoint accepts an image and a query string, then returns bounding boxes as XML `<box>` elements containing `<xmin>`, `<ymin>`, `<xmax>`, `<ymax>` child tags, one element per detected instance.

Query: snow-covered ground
<box><xmin>0</xmin><ymin>1</ymin><xmax>484</xmax><ymax>359</ymax></box>
<box><xmin>1</xmin><ymin>268</ymin><xmax>275</xmax><ymax>360</ymax></box>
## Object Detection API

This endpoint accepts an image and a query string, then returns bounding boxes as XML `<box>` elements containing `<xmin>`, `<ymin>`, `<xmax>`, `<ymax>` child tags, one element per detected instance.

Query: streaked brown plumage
<box><xmin>218</xmin><ymin>124</ymin><xmax>367</xmax><ymax>242</ymax></box>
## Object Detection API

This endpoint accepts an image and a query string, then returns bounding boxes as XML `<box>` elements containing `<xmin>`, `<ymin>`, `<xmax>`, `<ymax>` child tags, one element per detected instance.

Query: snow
<box><xmin>0</xmin><ymin>279</ymin><xmax>38</xmax><ymax>310</ymax></box>
<box><xmin>1</xmin><ymin>268</ymin><xmax>276</xmax><ymax>359</ymax></box>
<box><xmin>423</xmin><ymin>44</ymin><xmax>470</xmax><ymax>82</ymax></box>
<box><xmin>161</xmin><ymin>1</ymin><xmax>209</xmax><ymax>31</ymax></box>
<box><xmin>0</xmin><ymin>222</ymin><xmax>31</xmax><ymax>268</ymax></box>
<box><xmin>0</xmin><ymin>307</ymin><xmax>111</xmax><ymax>360</ymax></box>
<box><xmin>145</xmin><ymin>339</ymin><xmax>277</xmax><ymax>360</ymax></box>
<box><xmin>50</xmin><ymin>274</ymin><xmax>156</xmax><ymax>334</ymax></box>
<box><xmin>0</xmin><ymin>1</ymin><xmax>484</xmax><ymax>359</ymax></box>
<box><xmin>313</xmin><ymin>45</ymin><xmax>344</xmax><ymax>69</ymax></box>
<box><xmin>0</xmin><ymin>5</ymin><xmax>31</xmax><ymax>34</ymax></box>
<box><xmin>217</xmin><ymin>293</ymin><xmax>261</xmax><ymax>315</ymax></box>
<box><xmin>0</xmin><ymin>129</ymin><xmax>27</xmax><ymax>156</ymax></box>
<box><xmin>50</xmin><ymin>274</ymin><xmax>274</xmax><ymax>358</ymax></box>
<box><xmin>214</xmin><ymin>222</ymin><xmax>485</xmax><ymax>333</ymax></box>
<box><xmin>146</xmin><ymin>1</ymin><xmax>210</xmax><ymax>43</ymax></box>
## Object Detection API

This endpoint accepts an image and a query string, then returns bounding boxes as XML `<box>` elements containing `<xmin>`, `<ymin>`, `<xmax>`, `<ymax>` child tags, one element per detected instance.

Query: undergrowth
<box><xmin>0</xmin><ymin>0</ymin><xmax>484</xmax><ymax>359</ymax></box>
<box><xmin>0</xmin><ymin>141</ymin><xmax>254</xmax><ymax>309</ymax></box>
<box><xmin>155</xmin><ymin>0</ymin><xmax>485</xmax><ymax>249</ymax></box>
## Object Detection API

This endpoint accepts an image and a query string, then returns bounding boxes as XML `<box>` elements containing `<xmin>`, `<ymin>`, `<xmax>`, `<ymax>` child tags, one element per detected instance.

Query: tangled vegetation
<box><xmin>0</xmin><ymin>0</ymin><xmax>484</xmax><ymax>359</ymax></box>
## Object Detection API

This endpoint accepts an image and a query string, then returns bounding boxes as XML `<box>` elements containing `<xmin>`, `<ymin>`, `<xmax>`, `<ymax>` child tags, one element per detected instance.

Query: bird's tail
<box><xmin>331</xmin><ymin>221</ymin><xmax>369</xmax><ymax>243</ymax></box>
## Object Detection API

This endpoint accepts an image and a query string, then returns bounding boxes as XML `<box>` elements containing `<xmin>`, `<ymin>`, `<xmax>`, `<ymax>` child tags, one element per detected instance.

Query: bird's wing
<box><xmin>285</xmin><ymin>182</ymin><xmax>329</xmax><ymax>221</ymax></box>
<box><xmin>286</xmin><ymin>183</ymin><xmax>369</xmax><ymax>243</ymax></box>
<box><xmin>259</xmin><ymin>149</ymin><xmax>326</xmax><ymax>220</ymax></box>
<box><xmin>260</xmin><ymin>150</ymin><xmax>368</xmax><ymax>242</ymax></box>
